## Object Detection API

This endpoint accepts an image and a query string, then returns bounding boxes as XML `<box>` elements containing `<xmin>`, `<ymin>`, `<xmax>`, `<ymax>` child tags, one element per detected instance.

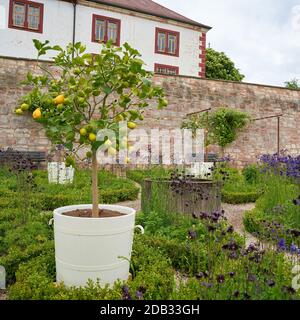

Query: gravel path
<box><xmin>116</xmin><ymin>182</ymin><xmax>142</xmax><ymax>212</ymax></box>
<box><xmin>222</xmin><ymin>203</ymin><xmax>258</xmax><ymax>246</ymax></box>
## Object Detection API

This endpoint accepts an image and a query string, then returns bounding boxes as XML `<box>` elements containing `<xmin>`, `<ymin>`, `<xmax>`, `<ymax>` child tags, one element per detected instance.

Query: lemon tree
<box><xmin>15</xmin><ymin>40</ymin><xmax>167</xmax><ymax>217</ymax></box>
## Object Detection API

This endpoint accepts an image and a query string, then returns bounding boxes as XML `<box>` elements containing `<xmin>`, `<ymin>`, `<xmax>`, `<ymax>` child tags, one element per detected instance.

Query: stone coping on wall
<box><xmin>1</xmin><ymin>55</ymin><xmax>300</xmax><ymax>93</ymax></box>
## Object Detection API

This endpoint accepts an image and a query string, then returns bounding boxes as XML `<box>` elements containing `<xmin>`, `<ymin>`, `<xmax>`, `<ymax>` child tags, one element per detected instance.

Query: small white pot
<box><xmin>52</xmin><ymin>204</ymin><xmax>142</xmax><ymax>287</ymax></box>
<box><xmin>48</xmin><ymin>162</ymin><xmax>74</xmax><ymax>184</ymax></box>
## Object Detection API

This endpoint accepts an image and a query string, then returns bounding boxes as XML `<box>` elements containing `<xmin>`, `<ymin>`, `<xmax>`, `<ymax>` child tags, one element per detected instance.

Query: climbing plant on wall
<box><xmin>182</xmin><ymin>107</ymin><xmax>250</xmax><ymax>148</ymax></box>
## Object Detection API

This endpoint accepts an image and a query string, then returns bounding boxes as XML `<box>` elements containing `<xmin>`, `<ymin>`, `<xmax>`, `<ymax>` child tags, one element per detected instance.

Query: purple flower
<box><xmin>289</xmin><ymin>229</ymin><xmax>300</xmax><ymax>238</ymax></box>
<box><xmin>202</xmin><ymin>282</ymin><xmax>213</xmax><ymax>288</ymax></box>
<box><xmin>229</xmin><ymin>251</ymin><xmax>238</xmax><ymax>260</ymax></box>
<box><xmin>217</xmin><ymin>274</ymin><xmax>225</xmax><ymax>284</ymax></box>
<box><xmin>196</xmin><ymin>271</ymin><xmax>209</xmax><ymax>279</ymax></box>
<box><xmin>188</xmin><ymin>230</ymin><xmax>197</xmax><ymax>240</ymax></box>
<box><xmin>290</xmin><ymin>243</ymin><xmax>298</xmax><ymax>254</ymax></box>
<box><xmin>135</xmin><ymin>287</ymin><xmax>146</xmax><ymax>300</ymax></box>
<box><xmin>121</xmin><ymin>285</ymin><xmax>132</xmax><ymax>300</ymax></box>
<box><xmin>266</xmin><ymin>280</ymin><xmax>276</xmax><ymax>287</ymax></box>
<box><xmin>222</xmin><ymin>239</ymin><xmax>240</xmax><ymax>251</ymax></box>
<box><xmin>227</xmin><ymin>226</ymin><xmax>234</xmax><ymax>234</ymax></box>
<box><xmin>293</xmin><ymin>198</ymin><xmax>300</xmax><ymax>206</ymax></box>
<box><xmin>248</xmin><ymin>274</ymin><xmax>257</xmax><ymax>282</ymax></box>
<box><xmin>278</xmin><ymin>238</ymin><xmax>286</xmax><ymax>251</ymax></box>
<box><xmin>282</xmin><ymin>286</ymin><xmax>296</xmax><ymax>294</ymax></box>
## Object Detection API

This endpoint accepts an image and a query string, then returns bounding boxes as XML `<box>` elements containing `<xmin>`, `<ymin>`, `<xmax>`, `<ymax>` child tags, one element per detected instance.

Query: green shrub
<box><xmin>126</xmin><ymin>167</ymin><xmax>171</xmax><ymax>184</ymax></box>
<box><xmin>243</xmin><ymin>172</ymin><xmax>300</xmax><ymax>245</ymax></box>
<box><xmin>222</xmin><ymin>190</ymin><xmax>262</xmax><ymax>204</ymax></box>
<box><xmin>0</xmin><ymin>241</ymin><xmax>54</xmax><ymax>284</ymax></box>
<box><xmin>242</xmin><ymin>164</ymin><xmax>260</xmax><ymax>184</ymax></box>
<box><xmin>0</xmin><ymin>169</ymin><xmax>139</xmax><ymax>210</ymax></box>
<box><xmin>243</xmin><ymin>209</ymin><xmax>263</xmax><ymax>234</ymax></box>
<box><xmin>9</xmin><ymin>235</ymin><xmax>174</xmax><ymax>300</ymax></box>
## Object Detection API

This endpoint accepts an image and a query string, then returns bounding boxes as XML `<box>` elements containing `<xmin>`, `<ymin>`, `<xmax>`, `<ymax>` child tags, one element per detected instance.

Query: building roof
<box><xmin>86</xmin><ymin>0</ymin><xmax>212</xmax><ymax>29</ymax></box>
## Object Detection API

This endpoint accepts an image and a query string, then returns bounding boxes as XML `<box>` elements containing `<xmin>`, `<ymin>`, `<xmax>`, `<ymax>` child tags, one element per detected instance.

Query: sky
<box><xmin>156</xmin><ymin>0</ymin><xmax>300</xmax><ymax>87</ymax></box>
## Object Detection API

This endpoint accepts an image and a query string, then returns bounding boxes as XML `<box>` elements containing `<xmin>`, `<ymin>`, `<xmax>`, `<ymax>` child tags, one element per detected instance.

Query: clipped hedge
<box><xmin>8</xmin><ymin>235</ymin><xmax>175</xmax><ymax>300</ymax></box>
<box><xmin>222</xmin><ymin>190</ymin><xmax>263</xmax><ymax>204</ymax></box>
<box><xmin>126</xmin><ymin>167</ymin><xmax>171</xmax><ymax>184</ymax></box>
<box><xmin>0</xmin><ymin>169</ymin><xmax>140</xmax><ymax>210</ymax></box>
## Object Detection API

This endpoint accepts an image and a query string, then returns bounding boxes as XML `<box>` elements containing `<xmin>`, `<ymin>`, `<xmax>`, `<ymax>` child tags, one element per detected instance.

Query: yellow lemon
<box><xmin>89</xmin><ymin>133</ymin><xmax>97</xmax><ymax>142</ymax></box>
<box><xmin>20</xmin><ymin>103</ymin><xmax>29</xmax><ymax>111</ymax></box>
<box><xmin>54</xmin><ymin>95</ymin><xmax>65</xmax><ymax>105</ymax></box>
<box><xmin>80</xmin><ymin>128</ymin><xmax>87</xmax><ymax>136</ymax></box>
<box><xmin>32</xmin><ymin>108</ymin><xmax>42</xmax><ymax>119</ymax></box>
<box><xmin>15</xmin><ymin>108</ymin><xmax>23</xmax><ymax>115</ymax></box>
<box><xmin>127</xmin><ymin>122</ymin><xmax>137</xmax><ymax>130</ymax></box>
<box><xmin>114</xmin><ymin>114</ymin><xmax>124</xmax><ymax>122</ymax></box>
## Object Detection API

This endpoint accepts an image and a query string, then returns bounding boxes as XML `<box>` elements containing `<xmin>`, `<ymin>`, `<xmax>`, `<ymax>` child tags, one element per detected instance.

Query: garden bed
<box><xmin>0</xmin><ymin>169</ymin><xmax>140</xmax><ymax>211</ymax></box>
<box><xmin>127</xmin><ymin>166</ymin><xmax>264</xmax><ymax>205</ymax></box>
<box><xmin>1</xmin><ymin>205</ymin><xmax>298</xmax><ymax>300</ymax></box>
<box><xmin>243</xmin><ymin>154</ymin><xmax>300</xmax><ymax>251</ymax></box>
<box><xmin>1</xmin><ymin>161</ymin><xmax>299</xmax><ymax>300</ymax></box>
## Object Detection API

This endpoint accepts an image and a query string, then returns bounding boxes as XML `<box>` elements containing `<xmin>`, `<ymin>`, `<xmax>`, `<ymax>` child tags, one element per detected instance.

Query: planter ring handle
<box><xmin>49</xmin><ymin>218</ymin><xmax>54</xmax><ymax>226</ymax></box>
<box><xmin>135</xmin><ymin>225</ymin><xmax>145</xmax><ymax>235</ymax></box>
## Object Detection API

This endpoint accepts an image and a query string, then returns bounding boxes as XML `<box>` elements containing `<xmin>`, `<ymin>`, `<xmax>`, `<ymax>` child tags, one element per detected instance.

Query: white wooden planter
<box><xmin>48</xmin><ymin>162</ymin><xmax>74</xmax><ymax>184</ymax></box>
<box><xmin>52</xmin><ymin>204</ymin><xmax>142</xmax><ymax>287</ymax></box>
<box><xmin>188</xmin><ymin>162</ymin><xmax>214</xmax><ymax>179</ymax></box>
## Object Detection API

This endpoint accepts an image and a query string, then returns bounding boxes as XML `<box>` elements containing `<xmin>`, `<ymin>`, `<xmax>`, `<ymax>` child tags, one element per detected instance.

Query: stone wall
<box><xmin>149</xmin><ymin>76</ymin><xmax>300</xmax><ymax>166</ymax></box>
<box><xmin>0</xmin><ymin>57</ymin><xmax>300</xmax><ymax>167</ymax></box>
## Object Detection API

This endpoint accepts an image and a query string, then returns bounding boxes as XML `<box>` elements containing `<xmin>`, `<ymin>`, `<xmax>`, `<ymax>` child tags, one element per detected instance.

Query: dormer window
<box><xmin>8</xmin><ymin>0</ymin><xmax>43</xmax><ymax>33</ymax></box>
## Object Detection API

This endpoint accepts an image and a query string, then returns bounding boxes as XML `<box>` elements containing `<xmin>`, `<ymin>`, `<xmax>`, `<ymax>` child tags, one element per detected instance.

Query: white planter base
<box><xmin>53</xmin><ymin>204</ymin><xmax>139</xmax><ymax>287</ymax></box>
<box><xmin>48</xmin><ymin>162</ymin><xmax>74</xmax><ymax>184</ymax></box>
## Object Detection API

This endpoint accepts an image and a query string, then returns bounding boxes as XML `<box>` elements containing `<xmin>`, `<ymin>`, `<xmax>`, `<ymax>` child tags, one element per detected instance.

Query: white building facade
<box><xmin>0</xmin><ymin>0</ymin><xmax>211</xmax><ymax>77</ymax></box>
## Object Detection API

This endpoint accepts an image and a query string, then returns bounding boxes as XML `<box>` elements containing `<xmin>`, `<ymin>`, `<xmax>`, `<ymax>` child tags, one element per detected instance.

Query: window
<box><xmin>92</xmin><ymin>14</ymin><xmax>121</xmax><ymax>46</ymax></box>
<box><xmin>154</xmin><ymin>64</ymin><xmax>179</xmax><ymax>76</ymax></box>
<box><xmin>155</xmin><ymin>28</ymin><xmax>180</xmax><ymax>56</ymax></box>
<box><xmin>8</xmin><ymin>0</ymin><xmax>43</xmax><ymax>33</ymax></box>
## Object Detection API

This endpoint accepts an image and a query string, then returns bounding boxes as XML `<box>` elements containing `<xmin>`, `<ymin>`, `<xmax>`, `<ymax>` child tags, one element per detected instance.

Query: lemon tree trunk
<box><xmin>92</xmin><ymin>151</ymin><xmax>99</xmax><ymax>218</ymax></box>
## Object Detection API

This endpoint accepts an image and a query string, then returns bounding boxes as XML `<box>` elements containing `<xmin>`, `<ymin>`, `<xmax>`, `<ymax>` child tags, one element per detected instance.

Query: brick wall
<box><xmin>0</xmin><ymin>57</ymin><xmax>299</xmax><ymax>167</ymax></box>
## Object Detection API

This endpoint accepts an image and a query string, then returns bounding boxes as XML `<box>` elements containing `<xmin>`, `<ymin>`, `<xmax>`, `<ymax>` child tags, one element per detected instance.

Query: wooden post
<box><xmin>277</xmin><ymin>116</ymin><xmax>280</xmax><ymax>154</ymax></box>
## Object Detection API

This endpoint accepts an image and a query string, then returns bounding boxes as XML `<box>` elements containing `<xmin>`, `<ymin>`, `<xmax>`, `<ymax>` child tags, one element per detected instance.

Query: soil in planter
<box><xmin>63</xmin><ymin>209</ymin><xmax>125</xmax><ymax>218</ymax></box>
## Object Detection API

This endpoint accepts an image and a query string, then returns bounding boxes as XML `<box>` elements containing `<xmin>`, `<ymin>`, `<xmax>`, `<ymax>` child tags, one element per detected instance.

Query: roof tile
<box><xmin>87</xmin><ymin>0</ymin><xmax>211</xmax><ymax>29</ymax></box>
